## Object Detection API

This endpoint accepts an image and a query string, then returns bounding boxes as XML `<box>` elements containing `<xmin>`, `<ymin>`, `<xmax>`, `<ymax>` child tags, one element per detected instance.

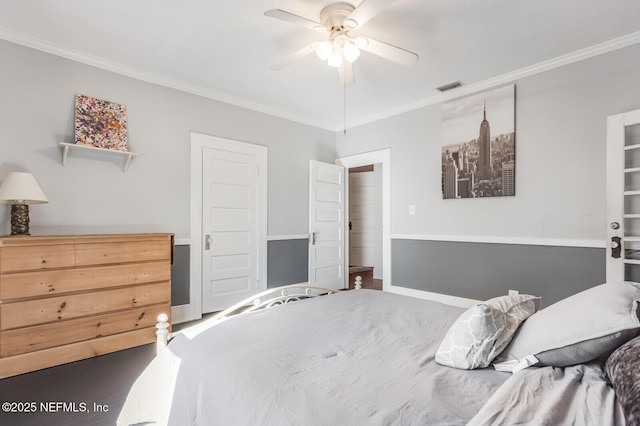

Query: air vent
<box><xmin>436</xmin><ymin>81</ymin><xmax>463</xmax><ymax>92</ymax></box>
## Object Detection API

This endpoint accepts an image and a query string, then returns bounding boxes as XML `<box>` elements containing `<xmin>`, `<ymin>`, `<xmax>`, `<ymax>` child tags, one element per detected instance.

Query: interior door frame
<box><xmin>606</xmin><ymin>108</ymin><xmax>640</xmax><ymax>282</ymax></box>
<box><xmin>190</xmin><ymin>132</ymin><xmax>267</xmax><ymax>321</ymax></box>
<box><xmin>348</xmin><ymin>166</ymin><xmax>382</xmax><ymax>275</ymax></box>
<box><xmin>336</xmin><ymin>149</ymin><xmax>391</xmax><ymax>290</ymax></box>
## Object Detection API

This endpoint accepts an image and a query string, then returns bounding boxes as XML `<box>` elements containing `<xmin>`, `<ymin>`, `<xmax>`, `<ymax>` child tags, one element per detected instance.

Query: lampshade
<box><xmin>0</xmin><ymin>172</ymin><xmax>48</xmax><ymax>204</ymax></box>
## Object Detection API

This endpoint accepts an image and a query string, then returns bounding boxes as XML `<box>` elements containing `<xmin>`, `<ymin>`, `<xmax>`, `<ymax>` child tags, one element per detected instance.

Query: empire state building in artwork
<box><xmin>440</xmin><ymin>84</ymin><xmax>515</xmax><ymax>199</ymax></box>
<box><xmin>477</xmin><ymin>103</ymin><xmax>492</xmax><ymax>181</ymax></box>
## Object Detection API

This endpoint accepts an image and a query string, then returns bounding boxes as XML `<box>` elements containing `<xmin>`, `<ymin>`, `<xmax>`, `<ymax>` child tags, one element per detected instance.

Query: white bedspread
<box><xmin>468</xmin><ymin>363</ymin><xmax>624</xmax><ymax>426</ymax></box>
<box><xmin>118</xmin><ymin>290</ymin><xmax>510</xmax><ymax>425</ymax></box>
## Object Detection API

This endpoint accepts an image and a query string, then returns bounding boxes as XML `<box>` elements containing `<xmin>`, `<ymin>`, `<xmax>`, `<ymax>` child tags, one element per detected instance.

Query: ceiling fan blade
<box><xmin>357</xmin><ymin>37</ymin><xmax>418</xmax><ymax>66</ymax></box>
<box><xmin>345</xmin><ymin>0</ymin><xmax>396</xmax><ymax>29</ymax></box>
<box><xmin>264</xmin><ymin>9</ymin><xmax>325</xmax><ymax>32</ymax></box>
<box><xmin>338</xmin><ymin>62</ymin><xmax>355</xmax><ymax>86</ymax></box>
<box><xmin>270</xmin><ymin>43</ymin><xmax>318</xmax><ymax>70</ymax></box>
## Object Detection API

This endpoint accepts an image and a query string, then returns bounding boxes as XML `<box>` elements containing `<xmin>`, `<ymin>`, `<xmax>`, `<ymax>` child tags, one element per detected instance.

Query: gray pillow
<box><xmin>494</xmin><ymin>282</ymin><xmax>640</xmax><ymax>371</ymax></box>
<box><xmin>605</xmin><ymin>335</ymin><xmax>640</xmax><ymax>426</ymax></box>
<box><xmin>435</xmin><ymin>293</ymin><xmax>540</xmax><ymax>369</ymax></box>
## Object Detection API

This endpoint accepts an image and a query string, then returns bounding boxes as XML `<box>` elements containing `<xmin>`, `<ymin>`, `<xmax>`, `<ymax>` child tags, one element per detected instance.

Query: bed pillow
<box><xmin>605</xmin><ymin>335</ymin><xmax>640</xmax><ymax>426</ymax></box>
<box><xmin>435</xmin><ymin>293</ymin><xmax>541</xmax><ymax>370</ymax></box>
<box><xmin>494</xmin><ymin>282</ymin><xmax>640</xmax><ymax>372</ymax></box>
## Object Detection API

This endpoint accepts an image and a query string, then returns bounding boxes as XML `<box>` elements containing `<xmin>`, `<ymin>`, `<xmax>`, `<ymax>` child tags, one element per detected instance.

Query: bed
<box><xmin>117</xmin><ymin>282</ymin><xmax>640</xmax><ymax>425</ymax></box>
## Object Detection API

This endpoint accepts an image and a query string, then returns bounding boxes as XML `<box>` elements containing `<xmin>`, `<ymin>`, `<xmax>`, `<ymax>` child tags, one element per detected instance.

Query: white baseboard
<box><xmin>170</xmin><ymin>304</ymin><xmax>193</xmax><ymax>325</ymax></box>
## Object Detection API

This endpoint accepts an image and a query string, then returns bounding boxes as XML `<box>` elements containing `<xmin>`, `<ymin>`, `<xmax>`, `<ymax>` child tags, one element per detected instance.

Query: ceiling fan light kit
<box><xmin>316</xmin><ymin>34</ymin><xmax>361</xmax><ymax>67</ymax></box>
<box><xmin>342</xmin><ymin>42</ymin><xmax>361</xmax><ymax>63</ymax></box>
<box><xmin>265</xmin><ymin>0</ymin><xmax>418</xmax><ymax>85</ymax></box>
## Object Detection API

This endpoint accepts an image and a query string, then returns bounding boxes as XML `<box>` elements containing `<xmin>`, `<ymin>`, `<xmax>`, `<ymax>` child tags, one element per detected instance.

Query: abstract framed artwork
<box><xmin>74</xmin><ymin>94</ymin><xmax>129</xmax><ymax>151</ymax></box>
<box><xmin>441</xmin><ymin>85</ymin><xmax>515</xmax><ymax>199</ymax></box>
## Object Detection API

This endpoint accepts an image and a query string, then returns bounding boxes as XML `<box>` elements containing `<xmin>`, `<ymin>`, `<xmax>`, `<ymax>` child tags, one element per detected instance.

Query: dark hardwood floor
<box><xmin>0</xmin><ymin>343</ymin><xmax>157</xmax><ymax>426</ymax></box>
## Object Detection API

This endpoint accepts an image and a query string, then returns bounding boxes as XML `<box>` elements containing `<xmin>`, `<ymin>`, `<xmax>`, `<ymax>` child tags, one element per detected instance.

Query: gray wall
<box><xmin>171</xmin><ymin>245</ymin><xmax>190</xmax><ymax>306</ymax></box>
<box><xmin>336</xmin><ymin>43</ymin><xmax>640</xmax><ymax>301</ymax></box>
<box><xmin>267</xmin><ymin>239</ymin><xmax>309</xmax><ymax>288</ymax></box>
<box><xmin>392</xmin><ymin>239</ymin><xmax>605</xmax><ymax>306</ymax></box>
<box><xmin>0</xmin><ymin>39</ymin><xmax>335</xmax><ymax>239</ymax></box>
<box><xmin>0</xmin><ymin>39</ymin><xmax>336</xmax><ymax>306</ymax></box>
<box><xmin>5</xmin><ymin>37</ymin><xmax>640</xmax><ymax>306</ymax></box>
<box><xmin>171</xmin><ymin>240</ymin><xmax>309</xmax><ymax>305</ymax></box>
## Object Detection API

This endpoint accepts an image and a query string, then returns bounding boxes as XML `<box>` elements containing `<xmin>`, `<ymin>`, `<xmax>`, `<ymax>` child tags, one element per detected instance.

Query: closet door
<box><xmin>196</xmin><ymin>134</ymin><xmax>267</xmax><ymax>314</ymax></box>
<box><xmin>606</xmin><ymin>109</ymin><xmax>640</xmax><ymax>282</ymax></box>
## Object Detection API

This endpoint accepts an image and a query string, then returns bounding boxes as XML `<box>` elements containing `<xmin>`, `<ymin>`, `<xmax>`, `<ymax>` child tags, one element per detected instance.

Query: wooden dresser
<box><xmin>0</xmin><ymin>233</ymin><xmax>173</xmax><ymax>378</ymax></box>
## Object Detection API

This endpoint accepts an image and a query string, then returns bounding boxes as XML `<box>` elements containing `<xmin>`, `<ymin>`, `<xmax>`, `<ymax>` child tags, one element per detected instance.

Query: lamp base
<box><xmin>10</xmin><ymin>204</ymin><xmax>30</xmax><ymax>236</ymax></box>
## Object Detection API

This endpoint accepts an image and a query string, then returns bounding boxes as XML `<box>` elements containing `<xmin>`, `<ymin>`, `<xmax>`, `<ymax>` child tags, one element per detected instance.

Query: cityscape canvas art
<box><xmin>74</xmin><ymin>94</ymin><xmax>129</xmax><ymax>151</ymax></box>
<box><xmin>441</xmin><ymin>85</ymin><xmax>515</xmax><ymax>199</ymax></box>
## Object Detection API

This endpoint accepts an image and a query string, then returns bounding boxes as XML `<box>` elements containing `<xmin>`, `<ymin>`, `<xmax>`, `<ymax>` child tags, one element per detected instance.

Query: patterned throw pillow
<box><xmin>605</xmin><ymin>335</ymin><xmax>640</xmax><ymax>426</ymax></box>
<box><xmin>435</xmin><ymin>294</ymin><xmax>541</xmax><ymax>370</ymax></box>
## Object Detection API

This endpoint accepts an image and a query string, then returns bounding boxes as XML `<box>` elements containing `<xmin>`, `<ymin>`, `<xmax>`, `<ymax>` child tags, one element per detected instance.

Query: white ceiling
<box><xmin>1</xmin><ymin>0</ymin><xmax>639</xmax><ymax>131</ymax></box>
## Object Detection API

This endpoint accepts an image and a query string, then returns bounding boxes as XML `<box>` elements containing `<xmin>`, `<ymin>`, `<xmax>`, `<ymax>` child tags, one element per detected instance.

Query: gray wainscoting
<box><xmin>170</xmin><ymin>240</ymin><xmax>309</xmax><ymax>307</ymax></box>
<box><xmin>391</xmin><ymin>239</ymin><xmax>605</xmax><ymax>306</ymax></box>
<box><xmin>175</xmin><ymin>239</ymin><xmax>604</xmax><ymax>307</ymax></box>
<box><xmin>267</xmin><ymin>239</ymin><xmax>309</xmax><ymax>288</ymax></box>
<box><xmin>171</xmin><ymin>244</ymin><xmax>190</xmax><ymax>306</ymax></box>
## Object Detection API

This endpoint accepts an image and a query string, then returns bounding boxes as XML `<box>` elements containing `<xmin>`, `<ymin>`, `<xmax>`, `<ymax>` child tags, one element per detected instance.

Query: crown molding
<box><xmin>2</xmin><ymin>27</ymin><xmax>639</xmax><ymax>132</ymax></box>
<box><xmin>345</xmin><ymin>30</ymin><xmax>640</xmax><ymax>130</ymax></box>
<box><xmin>0</xmin><ymin>28</ymin><xmax>336</xmax><ymax>131</ymax></box>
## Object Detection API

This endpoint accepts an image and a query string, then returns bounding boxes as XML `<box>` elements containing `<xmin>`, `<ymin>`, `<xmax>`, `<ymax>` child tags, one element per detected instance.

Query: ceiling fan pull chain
<box><xmin>343</xmin><ymin>73</ymin><xmax>348</xmax><ymax>134</ymax></box>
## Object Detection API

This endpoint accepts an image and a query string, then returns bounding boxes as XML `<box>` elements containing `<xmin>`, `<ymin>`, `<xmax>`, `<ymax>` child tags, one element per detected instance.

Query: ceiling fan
<box><xmin>265</xmin><ymin>0</ymin><xmax>419</xmax><ymax>86</ymax></box>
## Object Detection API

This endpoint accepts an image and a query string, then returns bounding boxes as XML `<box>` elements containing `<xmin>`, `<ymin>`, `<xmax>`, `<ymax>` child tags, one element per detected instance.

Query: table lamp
<box><xmin>0</xmin><ymin>172</ymin><xmax>49</xmax><ymax>236</ymax></box>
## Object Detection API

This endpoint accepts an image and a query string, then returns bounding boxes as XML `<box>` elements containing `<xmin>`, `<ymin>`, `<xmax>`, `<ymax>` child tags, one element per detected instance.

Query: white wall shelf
<box><xmin>59</xmin><ymin>142</ymin><xmax>139</xmax><ymax>171</ymax></box>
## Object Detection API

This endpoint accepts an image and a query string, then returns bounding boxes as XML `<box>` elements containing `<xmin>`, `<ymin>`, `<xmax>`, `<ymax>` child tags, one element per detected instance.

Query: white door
<box><xmin>201</xmin><ymin>139</ymin><xmax>267</xmax><ymax>313</ymax></box>
<box><xmin>606</xmin><ymin>108</ymin><xmax>640</xmax><ymax>282</ymax></box>
<box><xmin>309</xmin><ymin>160</ymin><xmax>346</xmax><ymax>290</ymax></box>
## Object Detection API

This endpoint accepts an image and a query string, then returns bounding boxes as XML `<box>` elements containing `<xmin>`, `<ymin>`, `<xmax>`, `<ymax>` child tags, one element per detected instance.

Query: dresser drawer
<box><xmin>0</xmin><ymin>328</ymin><xmax>158</xmax><ymax>379</ymax></box>
<box><xmin>1</xmin><ymin>282</ymin><xmax>170</xmax><ymax>329</ymax></box>
<box><xmin>0</xmin><ymin>235</ymin><xmax>172</xmax><ymax>272</ymax></box>
<box><xmin>0</xmin><ymin>262</ymin><xmax>171</xmax><ymax>300</ymax></box>
<box><xmin>1</xmin><ymin>304</ymin><xmax>169</xmax><ymax>357</ymax></box>
<box><xmin>0</xmin><ymin>244</ymin><xmax>76</xmax><ymax>272</ymax></box>
<box><xmin>75</xmin><ymin>240</ymin><xmax>171</xmax><ymax>267</ymax></box>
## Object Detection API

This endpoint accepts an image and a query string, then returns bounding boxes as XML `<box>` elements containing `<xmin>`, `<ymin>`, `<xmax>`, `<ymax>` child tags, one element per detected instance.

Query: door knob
<box><xmin>610</xmin><ymin>222</ymin><xmax>620</xmax><ymax>230</ymax></box>
<box><xmin>611</xmin><ymin>236</ymin><xmax>621</xmax><ymax>259</ymax></box>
